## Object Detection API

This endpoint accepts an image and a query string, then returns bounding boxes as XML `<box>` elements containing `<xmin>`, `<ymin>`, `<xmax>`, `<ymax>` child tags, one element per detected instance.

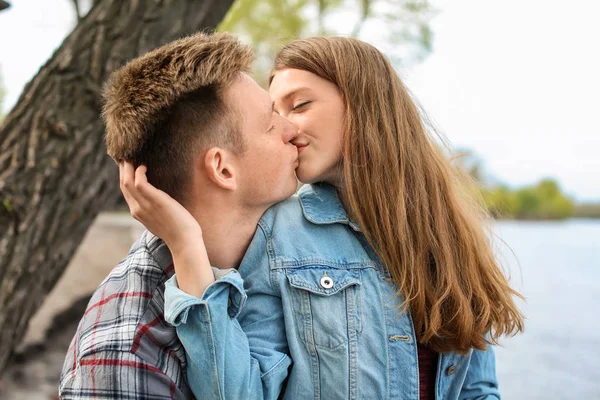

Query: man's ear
<box><xmin>203</xmin><ymin>147</ymin><xmax>238</xmax><ymax>191</ymax></box>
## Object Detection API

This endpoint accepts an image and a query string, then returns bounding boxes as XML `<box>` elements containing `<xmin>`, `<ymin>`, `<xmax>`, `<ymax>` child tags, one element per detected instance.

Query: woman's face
<box><xmin>270</xmin><ymin>68</ymin><xmax>345</xmax><ymax>186</ymax></box>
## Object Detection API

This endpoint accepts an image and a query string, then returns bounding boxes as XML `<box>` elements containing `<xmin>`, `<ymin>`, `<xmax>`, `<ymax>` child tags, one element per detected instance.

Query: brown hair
<box><xmin>103</xmin><ymin>32</ymin><xmax>253</xmax><ymax>202</ymax></box>
<box><xmin>272</xmin><ymin>37</ymin><xmax>524</xmax><ymax>354</ymax></box>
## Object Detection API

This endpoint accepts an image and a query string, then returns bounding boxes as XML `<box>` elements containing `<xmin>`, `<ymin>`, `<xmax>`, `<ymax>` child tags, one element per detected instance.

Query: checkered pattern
<box><xmin>59</xmin><ymin>231</ymin><xmax>194</xmax><ymax>399</ymax></box>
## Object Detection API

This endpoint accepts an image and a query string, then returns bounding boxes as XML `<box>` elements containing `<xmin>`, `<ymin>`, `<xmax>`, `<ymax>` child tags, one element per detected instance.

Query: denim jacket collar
<box><xmin>298</xmin><ymin>183</ymin><xmax>361</xmax><ymax>232</ymax></box>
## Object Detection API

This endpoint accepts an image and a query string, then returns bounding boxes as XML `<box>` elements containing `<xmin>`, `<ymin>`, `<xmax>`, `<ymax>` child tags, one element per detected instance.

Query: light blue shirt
<box><xmin>164</xmin><ymin>183</ymin><xmax>500</xmax><ymax>399</ymax></box>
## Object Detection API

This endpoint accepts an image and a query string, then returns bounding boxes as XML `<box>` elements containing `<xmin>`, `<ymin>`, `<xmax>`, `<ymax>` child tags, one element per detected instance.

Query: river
<box><xmin>493</xmin><ymin>219</ymin><xmax>600</xmax><ymax>399</ymax></box>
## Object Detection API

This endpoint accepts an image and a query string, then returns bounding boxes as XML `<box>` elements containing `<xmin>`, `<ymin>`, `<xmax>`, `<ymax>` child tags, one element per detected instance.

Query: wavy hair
<box><xmin>271</xmin><ymin>37</ymin><xmax>524</xmax><ymax>354</ymax></box>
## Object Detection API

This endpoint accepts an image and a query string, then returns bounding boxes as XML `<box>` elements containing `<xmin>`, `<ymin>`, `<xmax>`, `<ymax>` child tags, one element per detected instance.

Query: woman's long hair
<box><xmin>271</xmin><ymin>37</ymin><xmax>524</xmax><ymax>354</ymax></box>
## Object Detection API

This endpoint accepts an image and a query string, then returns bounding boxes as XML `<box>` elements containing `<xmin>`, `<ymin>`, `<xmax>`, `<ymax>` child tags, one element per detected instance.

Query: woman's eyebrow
<box><xmin>281</xmin><ymin>87</ymin><xmax>310</xmax><ymax>102</ymax></box>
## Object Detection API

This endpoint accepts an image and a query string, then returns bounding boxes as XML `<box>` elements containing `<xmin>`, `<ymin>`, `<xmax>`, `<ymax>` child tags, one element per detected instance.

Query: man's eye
<box><xmin>292</xmin><ymin>101</ymin><xmax>311</xmax><ymax>111</ymax></box>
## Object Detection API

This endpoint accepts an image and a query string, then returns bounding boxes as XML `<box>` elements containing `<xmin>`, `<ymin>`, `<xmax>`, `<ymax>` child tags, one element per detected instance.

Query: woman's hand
<box><xmin>119</xmin><ymin>162</ymin><xmax>202</xmax><ymax>253</ymax></box>
<box><xmin>119</xmin><ymin>162</ymin><xmax>214</xmax><ymax>298</ymax></box>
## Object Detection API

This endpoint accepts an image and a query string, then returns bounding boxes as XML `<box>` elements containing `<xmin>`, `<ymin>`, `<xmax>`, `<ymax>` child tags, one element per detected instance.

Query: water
<box><xmin>493</xmin><ymin>219</ymin><xmax>600</xmax><ymax>399</ymax></box>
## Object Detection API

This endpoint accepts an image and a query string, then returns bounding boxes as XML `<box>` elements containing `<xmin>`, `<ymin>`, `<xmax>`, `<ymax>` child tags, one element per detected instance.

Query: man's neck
<box><xmin>189</xmin><ymin>201</ymin><xmax>265</xmax><ymax>270</ymax></box>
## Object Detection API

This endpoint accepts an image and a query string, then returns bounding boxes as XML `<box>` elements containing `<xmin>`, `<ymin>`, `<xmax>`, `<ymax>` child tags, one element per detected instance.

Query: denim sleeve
<box><xmin>459</xmin><ymin>345</ymin><xmax>501</xmax><ymax>400</ymax></box>
<box><xmin>163</xmin><ymin>228</ymin><xmax>291</xmax><ymax>400</ymax></box>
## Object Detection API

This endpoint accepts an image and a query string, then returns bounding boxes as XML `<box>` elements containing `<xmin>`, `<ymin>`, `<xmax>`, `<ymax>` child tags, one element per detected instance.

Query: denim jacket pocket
<box><xmin>285</xmin><ymin>267</ymin><xmax>362</xmax><ymax>350</ymax></box>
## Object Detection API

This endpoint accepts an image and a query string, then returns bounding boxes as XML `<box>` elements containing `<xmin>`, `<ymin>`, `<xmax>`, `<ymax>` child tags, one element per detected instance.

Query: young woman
<box><xmin>122</xmin><ymin>37</ymin><xmax>524</xmax><ymax>399</ymax></box>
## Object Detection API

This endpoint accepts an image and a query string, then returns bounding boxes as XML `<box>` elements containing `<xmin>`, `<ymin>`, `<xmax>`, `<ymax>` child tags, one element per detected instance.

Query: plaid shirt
<box><xmin>59</xmin><ymin>230</ymin><xmax>194</xmax><ymax>399</ymax></box>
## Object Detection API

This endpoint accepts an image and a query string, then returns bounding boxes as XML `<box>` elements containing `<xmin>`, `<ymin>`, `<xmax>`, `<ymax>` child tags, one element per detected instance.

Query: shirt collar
<box><xmin>298</xmin><ymin>183</ymin><xmax>361</xmax><ymax>232</ymax></box>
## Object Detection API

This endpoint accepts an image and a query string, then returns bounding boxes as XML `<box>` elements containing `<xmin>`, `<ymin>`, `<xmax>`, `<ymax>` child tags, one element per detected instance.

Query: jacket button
<box><xmin>446</xmin><ymin>365</ymin><xmax>457</xmax><ymax>376</ymax></box>
<box><xmin>320</xmin><ymin>274</ymin><xmax>334</xmax><ymax>289</ymax></box>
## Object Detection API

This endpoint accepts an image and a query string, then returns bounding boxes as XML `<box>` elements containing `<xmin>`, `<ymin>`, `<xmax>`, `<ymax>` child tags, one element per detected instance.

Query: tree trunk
<box><xmin>0</xmin><ymin>0</ymin><xmax>234</xmax><ymax>373</ymax></box>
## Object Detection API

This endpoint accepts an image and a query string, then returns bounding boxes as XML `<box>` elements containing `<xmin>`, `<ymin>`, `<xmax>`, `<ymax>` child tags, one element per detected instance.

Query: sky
<box><xmin>0</xmin><ymin>0</ymin><xmax>598</xmax><ymax>201</ymax></box>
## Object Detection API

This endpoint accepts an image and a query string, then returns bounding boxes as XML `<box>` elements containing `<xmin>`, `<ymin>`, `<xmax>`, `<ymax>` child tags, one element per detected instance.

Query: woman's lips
<box><xmin>296</xmin><ymin>144</ymin><xmax>308</xmax><ymax>154</ymax></box>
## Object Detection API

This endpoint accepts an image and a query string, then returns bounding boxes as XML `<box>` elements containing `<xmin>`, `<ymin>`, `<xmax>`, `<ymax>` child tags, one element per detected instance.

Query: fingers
<box><xmin>134</xmin><ymin>164</ymin><xmax>173</xmax><ymax>206</ymax></box>
<box><xmin>133</xmin><ymin>164</ymin><xmax>157</xmax><ymax>203</ymax></box>
<box><xmin>134</xmin><ymin>165</ymin><xmax>150</xmax><ymax>196</ymax></box>
<box><xmin>120</xmin><ymin>162</ymin><xmax>136</xmax><ymax>199</ymax></box>
<box><xmin>128</xmin><ymin>164</ymin><xmax>162</xmax><ymax>213</ymax></box>
<box><xmin>119</xmin><ymin>162</ymin><xmax>171</xmax><ymax>223</ymax></box>
<box><xmin>119</xmin><ymin>162</ymin><xmax>141</xmax><ymax>218</ymax></box>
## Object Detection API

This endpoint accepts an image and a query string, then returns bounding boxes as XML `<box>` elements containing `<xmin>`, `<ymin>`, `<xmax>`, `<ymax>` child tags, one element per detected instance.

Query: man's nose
<box><xmin>282</xmin><ymin>118</ymin><xmax>299</xmax><ymax>143</ymax></box>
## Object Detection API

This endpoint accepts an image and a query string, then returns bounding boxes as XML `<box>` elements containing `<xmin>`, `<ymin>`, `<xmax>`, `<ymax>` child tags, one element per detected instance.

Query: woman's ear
<box><xmin>203</xmin><ymin>147</ymin><xmax>238</xmax><ymax>191</ymax></box>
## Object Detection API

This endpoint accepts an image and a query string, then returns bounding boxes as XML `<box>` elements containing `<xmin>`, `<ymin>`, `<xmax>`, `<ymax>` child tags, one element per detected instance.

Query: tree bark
<box><xmin>0</xmin><ymin>0</ymin><xmax>234</xmax><ymax>372</ymax></box>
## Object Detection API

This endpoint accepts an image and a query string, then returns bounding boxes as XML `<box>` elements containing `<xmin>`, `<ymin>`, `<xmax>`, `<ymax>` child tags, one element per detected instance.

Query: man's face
<box><xmin>227</xmin><ymin>74</ymin><xmax>299</xmax><ymax>209</ymax></box>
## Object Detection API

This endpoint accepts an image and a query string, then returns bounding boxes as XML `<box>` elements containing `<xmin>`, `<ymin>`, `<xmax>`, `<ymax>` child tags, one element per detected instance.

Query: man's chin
<box><xmin>285</xmin><ymin>179</ymin><xmax>299</xmax><ymax>198</ymax></box>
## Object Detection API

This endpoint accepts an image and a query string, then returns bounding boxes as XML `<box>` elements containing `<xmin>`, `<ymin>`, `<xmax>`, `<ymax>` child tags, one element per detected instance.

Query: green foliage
<box><xmin>219</xmin><ymin>0</ymin><xmax>308</xmax><ymax>45</ymax></box>
<box><xmin>482</xmin><ymin>186</ymin><xmax>519</xmax><ymax>218</ymax></box>
<box><xmin>2</xmin><ymin>198</ymin><xmax>12</xmax><ymax>213</ymax></box>
<box><xmin>533</xmin><ymin>179</ymin><xmax>574</xmax><ymax>219</ymax></box>
<box><xmin>457</xmin><ymin>149</ymin><xmax>578</xmax><ymax>220</ymax></box>
<box><xmin>481</xmin><ymin>179</ymin><xmax>575</xmax><ymax>220</ymax></box>
<box><xmin>218</xmin><ymin>0</ymin><xmax>434</xmax><ymax>85</ymax></box>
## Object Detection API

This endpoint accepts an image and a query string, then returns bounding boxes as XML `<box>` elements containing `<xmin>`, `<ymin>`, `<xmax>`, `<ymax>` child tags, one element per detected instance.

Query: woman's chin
<box><xmin>295</xmin><ymin>167</ymin><xmax>319</xmax><ymax>185</ymax></box>
<box><xmin>296</xmin><ymin>164</ymin><xmax>342</xmax><ymax>187</ymax></box>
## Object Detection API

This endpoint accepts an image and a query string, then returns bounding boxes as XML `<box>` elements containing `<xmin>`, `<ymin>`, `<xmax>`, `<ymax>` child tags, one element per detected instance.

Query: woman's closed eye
<box><xmin>292</xmin><ymin>100</ymin><xmax>311</xmax><ymax>111</ymax></box>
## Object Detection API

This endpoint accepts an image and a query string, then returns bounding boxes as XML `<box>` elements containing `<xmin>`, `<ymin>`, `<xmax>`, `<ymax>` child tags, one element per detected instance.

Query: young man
<box><xmin>59</xmin><ymin>32</ymin><xmax>298</xmax><ymax>399</ymax></box>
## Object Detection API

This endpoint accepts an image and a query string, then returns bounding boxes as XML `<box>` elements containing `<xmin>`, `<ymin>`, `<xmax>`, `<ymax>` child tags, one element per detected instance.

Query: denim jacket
<box><xmin>164</xmin><ymin>183</ymin><xmax>500</xmax><ymax>399</ymax></box>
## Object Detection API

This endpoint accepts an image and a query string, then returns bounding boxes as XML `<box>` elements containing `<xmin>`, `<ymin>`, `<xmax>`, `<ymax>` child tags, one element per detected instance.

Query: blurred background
<box><xmin>0</xmin><ymin>0</ymin><xmax>598</xmax><ymax>399</ymax></box>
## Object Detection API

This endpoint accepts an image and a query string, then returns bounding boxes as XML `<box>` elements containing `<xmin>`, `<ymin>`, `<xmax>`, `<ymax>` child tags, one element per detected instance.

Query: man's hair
<box><xmin>103</xmin><ymin>32</ymin><xmax>254</xmax><ymax>202</ymax></box>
